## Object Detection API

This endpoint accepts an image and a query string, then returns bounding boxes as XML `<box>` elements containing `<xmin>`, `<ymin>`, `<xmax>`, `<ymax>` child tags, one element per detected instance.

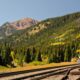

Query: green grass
<box><xmin>0</xmin><ymin>66</ymin><xmax>8</xmax><ymax>70</ymax></box>
<box><xmin>29</xmin><ymin>61</ymin><xmax>48</xmax><ymax>66</ymax></box>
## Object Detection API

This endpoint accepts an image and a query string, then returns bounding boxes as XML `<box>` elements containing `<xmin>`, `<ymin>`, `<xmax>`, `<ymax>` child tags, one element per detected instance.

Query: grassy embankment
<box><xmin>0</xmin><ymin>62</ymin><xmax>76</xmax><ymax>73</ymax></box>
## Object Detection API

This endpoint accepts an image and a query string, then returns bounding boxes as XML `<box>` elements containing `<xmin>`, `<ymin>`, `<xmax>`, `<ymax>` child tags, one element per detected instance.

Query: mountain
<box><xmin>11</xmin><ymin>18</ymin><xmax>38</xmax><ymax>30</ymax></box>
<box><xmin>0</xmin><ymin>12</ymin><xmax>80</xmax><ymax>66</ymax></box>
<box><xmin>0</xmin><ymin>18</ymin><xmax>38</xmax><ymax>39</ymax></box>
<box><xmin>6</xmin><ymin>12</ymin><xmax>80</xmax><ymax>49</ymax></box>
<box><xmin>0</xmin><ymin>22</ymin><xmax>16</xmax><ymax>39</ymax></box>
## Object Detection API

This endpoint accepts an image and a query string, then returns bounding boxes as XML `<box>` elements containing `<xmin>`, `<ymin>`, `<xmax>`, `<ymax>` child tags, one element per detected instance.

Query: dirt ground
<box><xmin>0</xmin><ymin>62</ymin><xmax>76</xmax><ymax>73</ymax></box>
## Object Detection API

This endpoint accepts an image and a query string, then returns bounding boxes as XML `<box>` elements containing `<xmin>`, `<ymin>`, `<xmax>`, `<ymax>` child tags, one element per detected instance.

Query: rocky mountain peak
<box><xmin>11</xmin><ymin>18</ymin><xmax>38</xmax><ymax>30</ymax></box>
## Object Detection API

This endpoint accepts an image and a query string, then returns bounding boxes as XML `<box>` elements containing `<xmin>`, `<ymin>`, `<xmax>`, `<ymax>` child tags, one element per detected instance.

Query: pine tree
<box><xmin>0</xmin><ymin>54</ymin><xmax>3</xmax><ymax>65</ymax></box>
<box><xmin>25</xmin><ymin>48</ymin><xmax>31</xmax><ymax>63</ymax></box>
<box><xmin>5</xmin><ymin>47</ymin><xmax>13</xmax><ymax>65</ymax></box>
<box><xmin>32</xmin><ymin>47</ymin><xmax>36</xmax><ymax>61</ymax></box>
<box><xmin>64</xmin><ymin>46</ymin><xmax>68</xmax><ymax>62</ymax></box>
<box><xmin>37</xmin><ymin>51</ymin><xmax>42</xmax><ymax>61</ymax></box>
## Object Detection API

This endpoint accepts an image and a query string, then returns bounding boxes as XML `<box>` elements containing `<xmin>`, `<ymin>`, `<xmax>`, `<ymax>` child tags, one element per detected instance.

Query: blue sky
<box><xmin>0</xmin><ymin>0</ymin><xmax>80</xmax><ymax>25</ymax></box>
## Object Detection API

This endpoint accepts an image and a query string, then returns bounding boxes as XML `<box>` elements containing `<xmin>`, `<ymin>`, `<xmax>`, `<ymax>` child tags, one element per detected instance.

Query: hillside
<box><xmin>0</xmin><ymin>12</ymin><xmax>80</xmax><ymax>67</ymax></box>
<box><xmin>6</xmin><ymin>12</ymin><xmax>80</xmax><ymax>48</ymax></box>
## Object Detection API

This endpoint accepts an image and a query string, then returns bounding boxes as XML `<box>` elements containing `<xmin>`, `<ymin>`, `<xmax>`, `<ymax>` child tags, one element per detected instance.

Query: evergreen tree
<box><xmin>32</xmin><ymin>47</ymin><xmax>36</xmax><ymax>61</ymax></box>
<box><xmin>0</xmin><ymin>53</ymin><xmax>3</xmax><ymax>65</ymax></box>
<box><xmin>37</xmin><ymin>51</ymin><xmax>42</xmax><ymax>61</ymax></box>
<box><xmin>5</xmin><ymin>47</ymin><xmax>13</xmax><ymax>65</ymax></box>
<box><xmin>25</xmin><ymin>48</ymin><xmax>31</xmax><ymax>63</ymax></box>
<box><xmin>67</xmin><ymin>45</ymin><xmax>72</xmax><ymax>61</ymax></box>
<box><xmin>64</xmin><ymin>45</ymin><xmax>69</xmax><ymax>62</ymax></box>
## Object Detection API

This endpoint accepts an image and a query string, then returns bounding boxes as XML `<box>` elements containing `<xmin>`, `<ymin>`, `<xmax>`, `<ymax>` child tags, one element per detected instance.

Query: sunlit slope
<box><xmin>4</xmin><ymin>12</ymin><xmax>80</xmax><ymax>49</ymax></box>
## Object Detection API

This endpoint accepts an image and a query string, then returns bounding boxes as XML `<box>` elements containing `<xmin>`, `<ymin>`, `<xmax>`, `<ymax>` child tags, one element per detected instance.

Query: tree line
<box><xmin>0</xmin><ymin>39</ymin><xmax>79</xmax><ymax>67</ymax></box>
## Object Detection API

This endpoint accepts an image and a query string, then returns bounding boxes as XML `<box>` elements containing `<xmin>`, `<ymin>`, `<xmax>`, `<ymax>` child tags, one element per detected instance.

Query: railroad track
<box><xmin>0</xmin><ymin>63</ymin><xmax>80</xmax><ymax>80</ymax></box>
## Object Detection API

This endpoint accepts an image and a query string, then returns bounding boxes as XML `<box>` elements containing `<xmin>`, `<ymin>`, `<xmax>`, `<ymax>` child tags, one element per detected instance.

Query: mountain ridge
<box><xmin>5</xmin><ymin>12</ymin><xmax>80</xmax><ymax>47</ymax></box>
<box><xmin>0</xmin><ymin>18</ymin><xmax>38</xmax><ymax>38</ymax></box>
<box><xmin>11</xmin><ymin>18</ymin><xmax>38</xmax><ymax>30</ymax></box>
